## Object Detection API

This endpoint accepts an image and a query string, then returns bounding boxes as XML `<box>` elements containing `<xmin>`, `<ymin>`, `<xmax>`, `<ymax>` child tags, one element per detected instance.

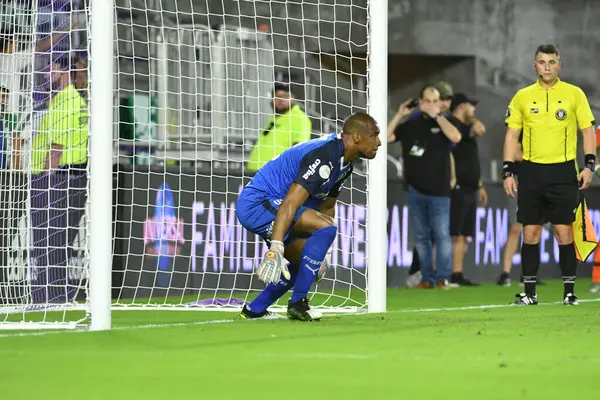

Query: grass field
<box><xmin>1</xmin><ymin>279</ymin><xmax>599</xmax><ymax>400</ymax></box>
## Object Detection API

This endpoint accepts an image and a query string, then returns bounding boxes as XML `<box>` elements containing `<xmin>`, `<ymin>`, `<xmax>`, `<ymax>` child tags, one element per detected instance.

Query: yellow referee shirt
<box><xmin>32</xmin><ymin>84</ymin><xmax>88</xmax><ymax>174</ymax></box>
<box><xmin>505</xmin><ymin>78</ymin><xmax>595</xmax><ymax>164</ymax></box>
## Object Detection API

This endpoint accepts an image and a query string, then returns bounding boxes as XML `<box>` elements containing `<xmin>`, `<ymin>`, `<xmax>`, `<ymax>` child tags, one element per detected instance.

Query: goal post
<box><xmin>367</xmin><ymin>0</ymin><xmax>388</xmax><ymax>314</ymax></box>
<box><xmin>88</xmin><ymin>0</ymin><xmax>114</xmax><ymax>331</ymax></box>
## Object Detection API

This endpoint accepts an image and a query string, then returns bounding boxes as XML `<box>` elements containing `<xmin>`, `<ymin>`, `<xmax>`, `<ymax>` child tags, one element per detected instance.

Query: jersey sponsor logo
<box><xmin>431</xmin><ymin>127</ymin><xmax>440</xmax><ymax>134</ymax></box>
<box><xmin>505</xmin><ymin>108</ymin><xmax>510</xmax><ymax>118</ymax></box>
<box><xmin>319</xmin><ymin>164</ymin><xmax>331</xmax><ymax>179</ymax></box>
<box><xmin>409</xmin><ymin>144</ymin><xmax>425</xmax><ymax>157</ymax></box>
<box><xmin>302</xmin><ymin>159</ymin><xmax>321</xmax><ymax>180</ymax></box>
<box><xmin>530</xmin><ymin>108</ymin><xmax>539</xmax><ymax>114</ymax></box>
<box><xmin>556</xmin><ymin>109</ymin><xmax>567</xmax><ymax>120</ymax></box>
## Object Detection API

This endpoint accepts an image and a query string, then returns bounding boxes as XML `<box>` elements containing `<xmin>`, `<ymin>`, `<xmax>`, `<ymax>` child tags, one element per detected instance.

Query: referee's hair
<box><xmin>535</xmin><ymin>44</ymin><xmax>560</xmax><ymax>58</ymax></box>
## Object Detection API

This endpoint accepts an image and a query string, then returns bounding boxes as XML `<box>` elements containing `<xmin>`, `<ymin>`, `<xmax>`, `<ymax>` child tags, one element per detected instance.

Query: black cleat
<box><xmin>496</xmin><ymin>272</ymin><xmax>511</xmax><ymax>287</ymax></box>
<box><xmin>287</xmin><ymin>297</ymin><xmax>322</xmax><ymax>321</ymax></box>
<box><xmin>563</xmin><ymin>293</ymin><xmax>579</xmax><ymax>306</ymax></box>
<box><xmin>240</xmin><ymin>305</ymin><xmax>282</xmax><ymax>320</ymax></box>
<box><xmin>450</xmin><ymin>273</ymin><xmax>480</xmax><ymax>287</ymax></box>
<box><xmin>512</xmin><ymin>293</ymin><xmax>538</xmax><ymax>306</ymax></box>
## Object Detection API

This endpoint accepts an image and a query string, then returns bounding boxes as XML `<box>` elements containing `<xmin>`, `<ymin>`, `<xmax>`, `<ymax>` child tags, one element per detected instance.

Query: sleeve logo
<box><xmin>318</xmin><ymin>164</ymin><xmax>331</xmax><ymax>179</ymax></box>
<box><xmin>555</xmin><ymin>109</ymin><xmax>567</xmax><ymax>120</ymax></box>
<box><xmin>302</xmin><ymin>159</ymin><xmax>321</xmax><ymax>180</ymax></box>
<box><xmin>505</xmin><ymin>108</ymin><xmax>511</xmax><ymax>118</ymax></box>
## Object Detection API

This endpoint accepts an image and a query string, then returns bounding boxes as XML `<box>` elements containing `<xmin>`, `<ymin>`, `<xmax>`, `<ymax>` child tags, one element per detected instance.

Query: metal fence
<box><xmin>155</xmin><ymin>24</ymin><xmax>275</xmax><ymax>150</ymax></box>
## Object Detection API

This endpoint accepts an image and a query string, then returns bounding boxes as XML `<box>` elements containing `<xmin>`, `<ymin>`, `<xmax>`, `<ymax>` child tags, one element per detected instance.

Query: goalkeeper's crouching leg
<box><xmin>287</xmin><ymin>225</ymin><xmax>338</xmax><ymax>321</ymax></box>
<box><xmin>240</xmin><ymin>264</ymin><xmax>299</xmax><ymax>320</ymax></box>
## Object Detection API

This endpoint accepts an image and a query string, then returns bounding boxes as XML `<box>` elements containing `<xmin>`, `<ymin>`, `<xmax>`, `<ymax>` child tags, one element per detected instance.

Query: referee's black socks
<box><xmin>521</xmin><ymin>243</ymin><xmax>540</xmax><ymax>296</ymax></box>
<box><xmin>559</xmin><ymin>243</ymin><xmax>577</xmax><ymax>297</ymax></box>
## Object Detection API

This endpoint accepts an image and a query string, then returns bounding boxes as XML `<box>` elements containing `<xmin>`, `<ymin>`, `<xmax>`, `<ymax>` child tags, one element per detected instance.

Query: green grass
<box><xmin>1</xmin><ymin>279</ymin><xmax>599</xmax><ymax>400</ymax></box>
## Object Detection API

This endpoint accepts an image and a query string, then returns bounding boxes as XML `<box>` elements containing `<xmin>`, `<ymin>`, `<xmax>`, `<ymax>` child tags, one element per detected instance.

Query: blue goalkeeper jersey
<box><xmin>246</xmin><ymin>133</ymin><xmax>353</xmax><ymax>209</ymax></box>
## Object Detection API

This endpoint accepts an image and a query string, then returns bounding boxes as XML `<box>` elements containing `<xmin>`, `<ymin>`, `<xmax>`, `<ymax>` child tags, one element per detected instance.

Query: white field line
<box><xmin>2</xmin><ymin>298</ymin><xmax>599</xmax><ymax>339</ymax></box>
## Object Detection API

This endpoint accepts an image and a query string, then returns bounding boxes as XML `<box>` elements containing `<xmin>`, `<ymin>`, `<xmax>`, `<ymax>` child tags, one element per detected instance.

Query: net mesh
<box><xmin>112</xmin><ymin>0</ymin><xmax>370</xmax><ymax>312</ymax></box>
<box><xmin>0</xmin><ymin>0</ymin><xmax>89</xmax><ymax>328</ymax></box>
<box><xmin>0</xmin><ymin>0</ymin><xmax>371</xmax><ymax>328</ymax></box>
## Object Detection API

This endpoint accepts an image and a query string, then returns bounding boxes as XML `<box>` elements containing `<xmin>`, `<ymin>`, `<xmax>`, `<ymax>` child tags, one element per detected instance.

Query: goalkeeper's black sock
<box><xmin>559</xmin><ymin>243</ymin><xmax>577</xmax><ymax>297</ymax></box>
<box><xmin>521</xmin><ymin>243</ymin><xmax>540</xmax><ymax>297</ymax></box>
<box><xmin>409</xmin><ymin>246</ymin><xmax>420</xmax><ymax>275</ymax></box>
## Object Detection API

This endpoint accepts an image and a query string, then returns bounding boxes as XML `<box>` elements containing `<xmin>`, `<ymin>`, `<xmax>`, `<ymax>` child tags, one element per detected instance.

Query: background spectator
<box><xmin>29</xmin><ymin>57</ymin><xmax>88</xmax><ymax>303</ymax></box>
<box><xmin>388</xmin><ymin>86</ymin><xmax>461</xmax><ymax>289</ymax></box>
<box><xmin>246</xmin><ymin>82</ymin><xmax>312</xmax><ymax>172</ymax></box>
<box><xmin>448</xmin><ymin>93</ymin><xmax>487</xmax><ymax>287</ymax></box>
<box><xmin>435</xmin><ymin>81</ymin><xmax>453</xmax><ymax>115</ymax></box>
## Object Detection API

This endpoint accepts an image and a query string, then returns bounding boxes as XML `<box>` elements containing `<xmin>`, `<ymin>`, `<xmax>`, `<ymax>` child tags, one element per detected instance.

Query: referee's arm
<box><xmin>575</xmin><ymin>88</ymin><xmax>596</xmax><ymax>159</ymax></box>
<box><xmin>575</xmin><ymin>87</ymin><xmax>596</xmax><ymax>189</ymax></box>
<box><xmin>503</xmin><ymin>93</ymin><xmax>523</xmax><ymax>163</ymax></box>
<box><xmin>503</xmin><ymin>128</ymin><xmax>521</xmax><ymax>162</ymax></box>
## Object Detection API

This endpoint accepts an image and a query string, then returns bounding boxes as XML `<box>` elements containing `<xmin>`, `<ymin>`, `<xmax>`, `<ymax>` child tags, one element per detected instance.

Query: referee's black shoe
<box><xmin>512</xmin><ymin>293</ymin><xmax>538</xmax><ymax>306</ymax></box>
<box><xmin>563</xmin><ymin>293</ymin><xmax>579</xmax><ymax>306</ymax></box>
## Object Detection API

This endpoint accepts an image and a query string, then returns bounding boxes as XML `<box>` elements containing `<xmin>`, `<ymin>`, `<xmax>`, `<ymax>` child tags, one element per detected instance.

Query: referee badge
<box><xmin>555</xmin><ymin>109</ymin><xmax>567</xmax><ymax>120</ymax></box>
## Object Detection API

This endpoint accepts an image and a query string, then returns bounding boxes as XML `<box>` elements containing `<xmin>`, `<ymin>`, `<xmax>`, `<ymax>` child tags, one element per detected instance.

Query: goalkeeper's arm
<box><xmin>270</xmin><ymin>184</ymin><xmax>310</xmax><ymax>242</ymax></box>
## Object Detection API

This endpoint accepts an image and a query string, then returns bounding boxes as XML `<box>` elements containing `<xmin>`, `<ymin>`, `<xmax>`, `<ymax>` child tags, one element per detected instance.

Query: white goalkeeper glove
<box><xmin>314</xmin><ymin>245</ymin><xmax>333</xmax><ymax>285</ymax></box>
<box><xmin>257</xmin><ymin>240</ymin><xmax>291</xmax><ymax>284</ymax></box>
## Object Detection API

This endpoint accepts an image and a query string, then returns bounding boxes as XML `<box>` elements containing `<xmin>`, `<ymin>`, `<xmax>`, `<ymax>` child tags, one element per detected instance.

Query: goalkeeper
<box><xmin>237</xmin><ymin>112</ymin><xmax>381</xmax><ymax>321</ymax></box>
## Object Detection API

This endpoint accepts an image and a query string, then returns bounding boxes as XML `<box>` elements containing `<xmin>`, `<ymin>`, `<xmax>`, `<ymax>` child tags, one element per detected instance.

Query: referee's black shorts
<box><xmin>450</xmin><ymin>186</ymin><xmax>477</xmax><ymax>238</ymax></box>
<box><xmin>517</xmin><ymin>160</ymin><xmax>579</xmax><ymax>226</ymax></box>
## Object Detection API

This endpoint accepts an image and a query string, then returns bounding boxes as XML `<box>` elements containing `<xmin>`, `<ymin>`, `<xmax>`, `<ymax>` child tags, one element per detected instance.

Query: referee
<box><xmin>503</xmin><ymin>44</ymin><xmax>596</xmax><ymax>306</ymax></box>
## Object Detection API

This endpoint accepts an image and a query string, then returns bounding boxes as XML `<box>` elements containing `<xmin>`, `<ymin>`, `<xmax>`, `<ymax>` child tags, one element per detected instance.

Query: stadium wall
<box><xmin>110</xmin><ymin>166</ymin><xmax>597</xmax><ymax>294</ymax></box>
<box><xmin>1</xmin><ymin>167</ymin><xmax>598</xmax><ymax>298</ymax></box>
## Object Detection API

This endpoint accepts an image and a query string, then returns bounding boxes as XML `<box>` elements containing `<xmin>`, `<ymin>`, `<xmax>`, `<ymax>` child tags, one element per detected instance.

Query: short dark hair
<box><xmin>273</xmin><ymin>82</ymin><xmax>291</xmax><ymax>95</ymax></box>
<box><xmin>0</xmin><ymin>86</ymin><xmax>9</xmax><ymax>94</ymax></box>
<box><xmin>535</xmin><ymin>44</ymin><xmax>560</xmax><ymax>59</ymax></box>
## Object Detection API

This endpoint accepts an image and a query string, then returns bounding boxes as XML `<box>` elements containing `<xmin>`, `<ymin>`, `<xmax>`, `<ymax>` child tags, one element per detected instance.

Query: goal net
<box><xmin>0</xmin><ymin>0</ymin><xmax>374</xmax><ymax>329</ymax></box>
<box><xmin>113</xmin><ymin>0</ymin><xmax>370</xmax><ymax>313</ymax></box>
<box><xmin>0</xmin><ymin>0</ymin><xmax>90</xmax><ymax>329</ymax></box>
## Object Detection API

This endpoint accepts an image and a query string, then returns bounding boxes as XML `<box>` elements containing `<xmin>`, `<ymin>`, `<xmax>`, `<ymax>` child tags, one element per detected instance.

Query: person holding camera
<box><xmin>388</xmin><ymin>86</ymin><xmax>462</xmax><ymax>289</ymax></box>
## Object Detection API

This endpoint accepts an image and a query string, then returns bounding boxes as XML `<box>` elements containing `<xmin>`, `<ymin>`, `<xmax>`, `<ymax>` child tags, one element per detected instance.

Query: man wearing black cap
<box><xmin>247</xmin><ymin>82</ymin><xmax>312</xmax><ymax>172</ymax></box>
<box><xmin>449</xmin><ymin>93</ymin><xmax>488</xmax><ymax>287</ymax></box>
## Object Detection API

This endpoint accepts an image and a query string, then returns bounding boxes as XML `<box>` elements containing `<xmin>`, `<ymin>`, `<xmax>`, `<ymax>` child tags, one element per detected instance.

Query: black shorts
<box><xmin>517</xmin><ymin>160</ymin><xmax>579</xmax><ymax>226</ymax></box>
<box><xmin>450</xmin><ymin>187</ymin><xmax>477</xmax><ymax>238</ymax></box>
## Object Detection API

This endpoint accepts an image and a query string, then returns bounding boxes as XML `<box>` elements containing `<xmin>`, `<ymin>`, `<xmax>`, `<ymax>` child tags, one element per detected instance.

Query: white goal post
<box><xmin>0</xmin><ymin>0</ymin><xmax>387</xmax><ymax>331</ymax></box>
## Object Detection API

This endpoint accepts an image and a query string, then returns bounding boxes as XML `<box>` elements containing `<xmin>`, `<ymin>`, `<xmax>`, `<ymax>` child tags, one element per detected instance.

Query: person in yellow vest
<box><xmin>29</xmin><ymin>58</ymin><xmax>89</xmax><ymax>303</ymax></box>
<box><xmin>246</xmin><ymin>83</ymin><xmax>312</xmax><ymax>172</ymax></box>
<box><xmin>31</xmin><ymin>60</ymin><xmax>88</xmax><ymax>173</ymax></box>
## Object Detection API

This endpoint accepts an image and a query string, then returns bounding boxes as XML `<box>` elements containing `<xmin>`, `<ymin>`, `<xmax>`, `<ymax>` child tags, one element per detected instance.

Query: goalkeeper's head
<box><xmin>341</xmin><ymin>112</ymin><xmax>381</xmax><ymax>161</ymax></box>
<box><xmin>272</xmin><ymin>82</ymin><xmax>293</xmax><ymax>114</ymax></box>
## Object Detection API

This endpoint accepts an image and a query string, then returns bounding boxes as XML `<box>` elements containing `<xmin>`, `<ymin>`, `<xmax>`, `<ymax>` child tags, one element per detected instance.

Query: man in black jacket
<box><xmin>448</xmin><ymin>94</ymin><xmax>488</xmax><ymax>286</ymax></box>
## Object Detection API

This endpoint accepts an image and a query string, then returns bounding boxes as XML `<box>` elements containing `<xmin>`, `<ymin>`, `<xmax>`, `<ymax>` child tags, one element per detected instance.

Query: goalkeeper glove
<box><xmin>257</xmin><ymin>240</ymin><xmax>291</xmax><ymax>284</ymax></box>
<box><xmin>314</xmin><ymin>245</ymin><xmax>333</xmax><ymax>285</ymax></box>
